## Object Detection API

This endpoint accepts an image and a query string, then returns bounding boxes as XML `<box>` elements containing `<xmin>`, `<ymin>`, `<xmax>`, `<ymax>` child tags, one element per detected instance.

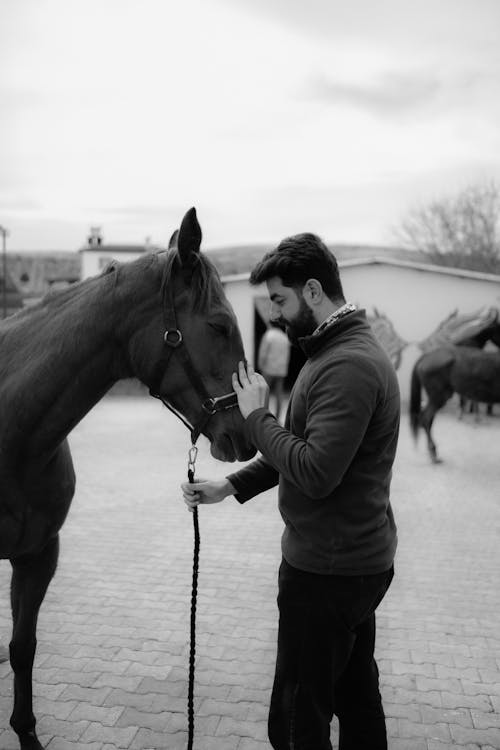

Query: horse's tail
<box><xmin>409</xmin><ymin>359</ymin><xmax>422</xmax><ymax>441</ymax></box>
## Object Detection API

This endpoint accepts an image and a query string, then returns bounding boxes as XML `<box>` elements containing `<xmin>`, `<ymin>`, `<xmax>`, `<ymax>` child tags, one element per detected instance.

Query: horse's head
<box><xmin>122</xmin><ymin>208</ymin><xmax>256</xmax><ymax>463</ymax></box>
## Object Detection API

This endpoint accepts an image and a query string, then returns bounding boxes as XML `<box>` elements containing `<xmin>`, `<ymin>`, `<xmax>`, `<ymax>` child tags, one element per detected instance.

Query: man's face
<box><xmin>266</xmin><ymin>277</ymin><xmax>317</xmax><ymax>346</ymax></box>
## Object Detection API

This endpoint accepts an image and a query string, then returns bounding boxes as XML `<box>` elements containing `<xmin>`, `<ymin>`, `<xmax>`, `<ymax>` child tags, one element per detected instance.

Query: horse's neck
<box><xmin>4</xmin><ymin>277</ymin><xmax>125</xmax><ymax>461</ymax></box>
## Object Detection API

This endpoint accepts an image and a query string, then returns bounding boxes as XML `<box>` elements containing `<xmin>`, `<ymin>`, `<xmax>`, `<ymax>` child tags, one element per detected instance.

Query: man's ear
<box><xmin>303</xmin><ymin>279</ymin><xmax>323</xmax><ymax>306</ymax></box>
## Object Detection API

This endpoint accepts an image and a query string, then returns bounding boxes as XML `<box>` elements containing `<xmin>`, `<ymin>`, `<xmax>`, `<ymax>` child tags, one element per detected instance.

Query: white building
<box><xmin>219</xmin><ymin>255</ymin><xmax>500</xmax><ymax>403</ymax></box>
<box><xmin>80</xmin><ymin>226</ymin><xmax>161</xmax><ymax>278</ymax></box>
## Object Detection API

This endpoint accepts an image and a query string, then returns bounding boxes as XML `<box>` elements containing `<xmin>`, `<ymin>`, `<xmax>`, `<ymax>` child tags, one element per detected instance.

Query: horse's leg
<box><xmin>458</xmin><ymin>395</ymin><xmax>466</xmax><ymax>420</ymax></box>
<box><xmin>9</xmin><ymin>535</ymin><xmax>59</xmax><ymax>750</ymax></box>
<box><xmin>420</xmin><ymin>402</ymin><xmax>441</xmax><ymax>463</ymax></box>
<box><xmin>473</xmin><ymin>401</ymin><xmax>481</xmax><ymax>423</ymax></box>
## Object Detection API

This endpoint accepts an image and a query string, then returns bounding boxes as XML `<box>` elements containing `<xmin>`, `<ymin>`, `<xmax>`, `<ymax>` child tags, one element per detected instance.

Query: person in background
<box><xmin>181</xmin><ymin>231</ymin><xmax>400</xmax><ymax>750</ymax></box>
<box><xmin>0</xmin><ymin>642</ymin><xmax>8</xmax><ymax>663</ymax></box>
<box><xmin>257</xmin><ymin>323</ymin><xmax>291</xmax><ymax>419</ymax></box>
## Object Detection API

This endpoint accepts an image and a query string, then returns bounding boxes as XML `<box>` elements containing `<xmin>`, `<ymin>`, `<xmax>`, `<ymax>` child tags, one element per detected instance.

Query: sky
<box><xmin>1</xmin><ymin>0</ymin><xmax>500</xmax><ymax>251</ymax></box>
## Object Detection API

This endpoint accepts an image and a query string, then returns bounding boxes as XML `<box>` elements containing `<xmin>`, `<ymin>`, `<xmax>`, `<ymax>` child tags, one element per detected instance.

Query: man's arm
<box><xmin>181</xmin><ymin>455</ymin><xmax>279</xmax><ymax>511</ymax></box>
<box><xmin>243</xmin><ymin>357</ymin><xmax>380</xmax><ymax>498</ymax></box>
<box><xmin>226</xmin><ymin>455</ymin><xmax>279</xmax><ymax>504</ymax></box>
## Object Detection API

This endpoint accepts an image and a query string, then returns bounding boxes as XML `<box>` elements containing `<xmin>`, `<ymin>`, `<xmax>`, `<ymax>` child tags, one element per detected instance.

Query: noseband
<box><xmin>148</xmin><ymin>271</ymin><xmax>238</xmax><ymax>445</ymax></box>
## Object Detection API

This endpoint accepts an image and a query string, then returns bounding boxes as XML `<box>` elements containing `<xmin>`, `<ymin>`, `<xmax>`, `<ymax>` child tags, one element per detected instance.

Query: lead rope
<box><xmin>187</xmin><ymin>444</ymin><xmax>200</xmax><ymax>750</ymax></box>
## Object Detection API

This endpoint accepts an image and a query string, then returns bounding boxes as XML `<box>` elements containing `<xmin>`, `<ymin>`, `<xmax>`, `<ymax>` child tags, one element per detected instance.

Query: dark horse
<box><xmin>0</xmin><ymin>208</ymin><xmax>255</xmax><ymax>750</ymax></box>
<box><xmin>410</xmin><ymin>310</ymin><xmax>500</xmax><ymax>463</ymax></box>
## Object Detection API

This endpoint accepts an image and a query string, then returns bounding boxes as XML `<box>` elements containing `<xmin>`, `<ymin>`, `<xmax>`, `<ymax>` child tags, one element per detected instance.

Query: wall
<box><xmin>341</xmin><ymin>262</ymin><xmax>500</xmax><ymax>402</ymax></box>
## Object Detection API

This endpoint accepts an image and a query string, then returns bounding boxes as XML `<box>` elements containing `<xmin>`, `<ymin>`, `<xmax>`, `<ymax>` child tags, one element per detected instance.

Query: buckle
<box><xmin>164</xmin><ymin>329</ymin><xmax>183</xmax><ymax>348</ymax></box>
<box><xmin>202</xmin><ymin>393</ymin><xmax>238</xmax><ymax>415</ymax></box>
<box><xmin>202</xmin><ymin>398</ymin><xmax>217</xmax><ymax>415</ymax></box>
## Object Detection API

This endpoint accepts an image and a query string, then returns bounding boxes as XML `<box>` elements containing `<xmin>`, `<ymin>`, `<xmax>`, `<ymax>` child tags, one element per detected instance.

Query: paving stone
<box><xmin>384</xmin><ymin>702</ymin><xmax>422</xmax><ymax>722</ymax></box>
<box><xmin>79</xmin><ymin>721</ymin><xmax>139</xmax><ymax>745</ymax></box>
<box><xmin>58</xmin><ymin>685</ymin><xmax>113</xmax><ymax>705</ymax></box>
<box><xmin>33</xmin><ymin>697</ymin><xmax>78</xmax><ymax>721</ymax></box>
<box><xmin>420</xmin><ymin>704</ymin><xmax>473</xmax><ymax>728</ymax></box>
<box><xmin>92</xmin><ymin>672</ymin><xmax>144</xmax><ymax>691</ymax></box>
<box><xmin>471</xmin><ymin>709</ymin><xmax>500</xmax><ymax>729</ymax></box>
<box><xmin>388</xmin><ymin>740</ymin><xmax>427</xmax><ymax>750</ymax></box>
<box><xmin>0</xmin><ymin>729</ymin><xmax>20</xmax><ymax>750</ymax></box>
<box><xmin>36</xmin><ymin>716</ymin><xmax>89</xmax><ymax>741</ymax></box>
<box><xmin>238</xmin><ymin>740</ymin><xmax>270</xmax><ymax>750</ymax></box>
<box><xmin>427</xmin><ymin>742</ymin><xmax>481</xmax><ymax>750</ymax></box>
<box><xmin>67</xmin><ymin>702</ymin><xmax>125</xmax><ymax>725</ymax></box>
<box><xmin>1</xmin><ymin>403</ymin><xmax>500</xmax><ymax>749</ymax></box>
<box><xmin>198</xmin><ymin>697</ymin><xmax>249</xmax><ymax>720</ymax></box>
<box><xmin>392</xmin><ymin>660</ymin><xmax>436</xmax><ymax>677</ymax></box>
<box><xmin>462</xmin><ymin>679</ymin><xmax>500</xmax><ymax>696</ymax></box>
<box><xmin>398</xmin><ymin>718</ymin><xmax>451</xmax><ymax>741</ymax></box>
<box><xmin>46</xmin><ymin>742</ymin><xmax>105</xmax><ymax>750</ymax></box>
<box><xmin>450</xmin><ymin>724</ymin><xmax>500</xmax><ymax>746</ymax></box>
<box><xmin>115</xmin><ymin>707</ymin><xmax>170</xmax><ymax>731</ymax></box>
<box><xmin>440</xmin><ymin>691</ymin><xmax>494</xmax><ymax>712</ymax></box>
<box><xmin>103</xmin><ymin>689</ymin><xmax>179</xmax><ymax>713</ymax></box>
<box><xmin>129</xmin><ymin>728</ymin><xmax>188</xmax><ymax>750</ymax></box>
<box><xmin>215</xmin><ymin>716</ymin><xmax>267</xmax><ymax>741</ymax></box>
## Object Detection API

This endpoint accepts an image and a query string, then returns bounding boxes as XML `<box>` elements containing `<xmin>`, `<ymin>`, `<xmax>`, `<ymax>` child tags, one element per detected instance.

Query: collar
<box><xmin>298</xmin><ymin>307</ymin><xmax>366</xmax><ymax>358</ymax></box>
<box><xmin>312</xmin><ymin>302</ymin><xmax>357</xmax><ymax>337</ymax></box>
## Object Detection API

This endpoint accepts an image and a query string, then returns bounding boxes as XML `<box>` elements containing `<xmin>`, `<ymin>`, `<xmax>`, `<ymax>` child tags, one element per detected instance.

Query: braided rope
<box><xmin>187</xmin><ymin>464</ymin><xmax>200</xmax><ymax>750</ymax></box>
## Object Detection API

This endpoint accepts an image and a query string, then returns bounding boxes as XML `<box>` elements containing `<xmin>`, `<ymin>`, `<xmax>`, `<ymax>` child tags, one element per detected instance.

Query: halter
<box><xmin>148</xmin><ymin>265</ymin><xmax>239</xmax><ymax>446</ymax></box>
<box><xmin>148</xmin><ymin>259</ymin><xmax>239</xmax><ymax>749</ymax></box>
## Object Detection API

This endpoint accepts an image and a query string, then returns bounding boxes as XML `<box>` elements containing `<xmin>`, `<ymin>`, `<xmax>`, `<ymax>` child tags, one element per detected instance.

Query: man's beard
<box><xmin>279</xmin><ymin>298</ymin><xmax>317</xmax><ymax>347</ymax></box>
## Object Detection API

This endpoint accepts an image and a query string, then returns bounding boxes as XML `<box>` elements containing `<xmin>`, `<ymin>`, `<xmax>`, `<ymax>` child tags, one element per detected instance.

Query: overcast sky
<box><xmin>1</xmin><ymin>0</ymin><xmax>499</xmax><ymax>251</ymax></box>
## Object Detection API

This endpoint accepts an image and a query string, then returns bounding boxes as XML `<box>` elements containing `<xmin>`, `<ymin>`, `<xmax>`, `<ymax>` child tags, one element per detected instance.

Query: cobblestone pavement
<box><xmin>1</xmin><ymin>397</ymin><xmax>500</xmax><ymax>750</ymax></box>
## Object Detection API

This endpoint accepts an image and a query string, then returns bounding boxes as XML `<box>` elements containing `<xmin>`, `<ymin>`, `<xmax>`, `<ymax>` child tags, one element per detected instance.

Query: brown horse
<box><xmin>0</xmin><ymin>208</ymin><xmax>255</xmax><ymax>750</ymax></box>
<box><xmin>410</xmin><ymin>316</ymin><xmax>500</xmax><ymax>462</ymax></box>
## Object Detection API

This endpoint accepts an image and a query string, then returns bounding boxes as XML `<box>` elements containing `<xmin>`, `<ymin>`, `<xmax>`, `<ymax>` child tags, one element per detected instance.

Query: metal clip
<box><xmin>188</xmin><ymin>444</ymin><xmax>198</xmax><ymax>475</ymax></box>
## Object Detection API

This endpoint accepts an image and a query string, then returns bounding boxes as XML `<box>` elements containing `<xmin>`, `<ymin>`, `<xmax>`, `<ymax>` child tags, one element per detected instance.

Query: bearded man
<box><xmin>181</xmin><ymin>232</ymin><xmax>400</xmax><ymax>750</ymax></box>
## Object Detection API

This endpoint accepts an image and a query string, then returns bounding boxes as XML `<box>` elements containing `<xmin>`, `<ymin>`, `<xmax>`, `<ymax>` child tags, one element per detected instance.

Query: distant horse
<box><xmin>410</xmin><ymin>312</ymin><xmax>500</xmax><ymax>462</ymax></box>
<box><xmin>0</xmin><ymin>208</ymin><xmax>256</xmax><ymax>750</ymax></box>
<box><xmin>367</xmin><ymin>307</ymin><xmax>407</xmax><ymax>370</ymax></box>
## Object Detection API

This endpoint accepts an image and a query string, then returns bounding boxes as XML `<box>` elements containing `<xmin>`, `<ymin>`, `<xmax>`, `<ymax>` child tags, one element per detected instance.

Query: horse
<box><xmin>410</xmin><ymin>311</ymin><xmax>500</xmax><ymax>463</ymax></box>
<box><xmin>366</xmin><ymin>307</ymin><xmax>407</xmax><ymax>370</ymax></box>
<box><xmin>0</xmin><ymin>207</ymin><xmax>256</xmax><ymax>750</ymax></box>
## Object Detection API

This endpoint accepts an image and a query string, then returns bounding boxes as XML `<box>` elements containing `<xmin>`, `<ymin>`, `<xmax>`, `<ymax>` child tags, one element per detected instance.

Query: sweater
<box><xmin>227</xmin><ymin>309</ymin><xmax>399</xmax><ymax>575</ymax></box>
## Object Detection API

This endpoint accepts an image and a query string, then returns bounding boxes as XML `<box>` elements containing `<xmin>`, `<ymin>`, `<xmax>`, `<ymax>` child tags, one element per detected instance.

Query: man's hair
<box><xmin>249</xmin><ymin>233</ymin><xmax>344</xmax><ymax>301</ymax></box>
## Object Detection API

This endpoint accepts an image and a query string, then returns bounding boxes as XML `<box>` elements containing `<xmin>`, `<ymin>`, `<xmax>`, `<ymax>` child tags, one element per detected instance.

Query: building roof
<box><xmin>79</xmin><ymin>243</ymin><xmax>161</xmax><ymax>254</ymax></box>
<box><xmin>7</xmin><ymin>244</ymin><xmax>500</xmax><ymax>303</ymax></box>
<box><xmin>336</xmin><ymin>256</ymin><xmax>500</xmax><ymax>283</ymax></box>
<box><xmin>205</xmin><ymin>242</ymin><xmax>427</xmax><ymax>276</ymax></box>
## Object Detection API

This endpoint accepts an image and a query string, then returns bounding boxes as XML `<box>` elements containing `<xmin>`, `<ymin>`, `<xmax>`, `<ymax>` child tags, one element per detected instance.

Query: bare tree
<box><xmin>395</xmin><ymin>181</ymin><xmax>500</xmax><ymax>273</ymax></box>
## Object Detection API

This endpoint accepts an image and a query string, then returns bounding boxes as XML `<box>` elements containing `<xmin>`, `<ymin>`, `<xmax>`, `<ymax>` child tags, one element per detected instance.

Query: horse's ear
<box><xmin>177</xmin><ymin>207</ymin><xmax>202</xmax><ymax>271</ymax></box>
<box><xmin>168</xmin><ymin>229</ymin><xmax>179</xmax><ymax>250</ymax></box>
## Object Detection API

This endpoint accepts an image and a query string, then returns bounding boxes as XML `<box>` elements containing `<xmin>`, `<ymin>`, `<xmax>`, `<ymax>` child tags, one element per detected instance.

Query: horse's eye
<box><xmin>209</xmin><ymin>322</ymin><xmax>230</xmax><ymax>337</ymax></box>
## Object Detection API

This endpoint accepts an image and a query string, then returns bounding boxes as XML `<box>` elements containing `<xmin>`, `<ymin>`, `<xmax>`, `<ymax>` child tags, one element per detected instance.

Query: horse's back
<box><xmin>416</xmin><ymin>346</ymin><xmax>456</xmax><ymax>377</ymax></box>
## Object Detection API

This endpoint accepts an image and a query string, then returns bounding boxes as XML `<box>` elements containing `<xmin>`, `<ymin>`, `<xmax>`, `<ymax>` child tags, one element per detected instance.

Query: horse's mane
<box><xmin>158</xmin><ymin>249</ymin><xmax>225</xmax><ymax>313</ymax></box>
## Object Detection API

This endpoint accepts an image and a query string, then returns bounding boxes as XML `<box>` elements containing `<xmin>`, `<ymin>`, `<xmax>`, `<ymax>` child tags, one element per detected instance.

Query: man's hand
<box><xmin>181</xmin><ymin>478</ymin><xmax>235</xmax><ymax>513</ymax></box>
<box><xmin>232</xmin><ymin>362</ymin><xmax>269</xmax><ymax>419</ymax></box>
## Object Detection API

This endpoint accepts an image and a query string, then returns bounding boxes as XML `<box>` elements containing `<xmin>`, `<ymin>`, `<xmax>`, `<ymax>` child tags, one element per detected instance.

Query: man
<box><xmin>181</xmin><ymin>232</ymin><xmax>399</xmax><ymax>750</ymax></box>
<box><xmin>257</xmin><ymin>323</ymin><xmax>291</xmax><ymax>419</ymax></box>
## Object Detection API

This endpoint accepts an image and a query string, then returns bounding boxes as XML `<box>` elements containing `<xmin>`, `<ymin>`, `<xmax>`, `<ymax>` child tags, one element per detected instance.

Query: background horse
<box><xmin>410</xmin><ymin>310</ymin><xmax>500</xmax><ymax>462</ymax></box>
<box><xmin>0</xmin><ymin>207</ymin><xmax>255</xmax><ymax>750</ymax></box>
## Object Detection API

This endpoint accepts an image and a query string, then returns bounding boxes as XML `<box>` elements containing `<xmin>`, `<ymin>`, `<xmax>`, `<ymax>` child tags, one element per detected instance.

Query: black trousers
<box><xmin>268</xmin><ymin>558</ymin><xmax>394</xmax><ymax>750</ymax></box>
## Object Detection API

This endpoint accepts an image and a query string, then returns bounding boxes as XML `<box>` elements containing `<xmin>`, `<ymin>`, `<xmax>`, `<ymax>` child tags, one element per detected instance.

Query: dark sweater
<box><xmin>227</xmin><ymin>309</ymin><xmax>399</xmax><ymax>575</ymax></box>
